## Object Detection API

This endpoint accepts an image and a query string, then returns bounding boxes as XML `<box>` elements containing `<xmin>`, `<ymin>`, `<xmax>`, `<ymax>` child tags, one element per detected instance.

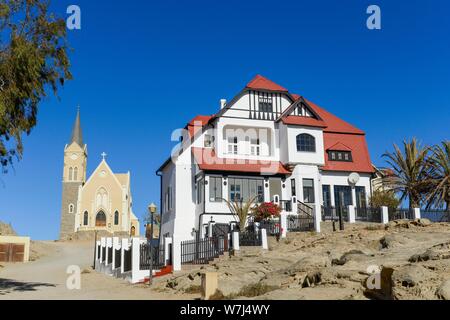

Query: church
<box><xmin>59</xmin><ymin>110</ymin><xmax>140</xmax><ymax>239</ymax></box>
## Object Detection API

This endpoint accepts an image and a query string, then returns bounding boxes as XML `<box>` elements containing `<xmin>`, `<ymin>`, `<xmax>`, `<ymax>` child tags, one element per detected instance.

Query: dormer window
<box><xmin>204</xmin><ymin>134</ymin><xmax>214</xmax><ymax>148</ymax></box>
<box><xmin>259</xmin><ymin>96</ymin><xmax>273</xmax><ymax>113</ymax></box>
<box><xmin>328</xmin><ymin>151</ymin><xmax>352</xmax><ymax>162</ymax></box>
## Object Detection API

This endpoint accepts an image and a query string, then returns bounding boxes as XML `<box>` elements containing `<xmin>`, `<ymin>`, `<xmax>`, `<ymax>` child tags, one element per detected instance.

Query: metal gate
<box><xmin>287</xmin><ymin>215</ymin><xmax>315</xmax><ymax>232</ymax></box>
<box><xmin>212</xmin><ymin>223</ymin><xmax>231</xmax><ymax>238</ymax></box>
<box><xmin>0</xmin><ymin>243</ymin><xmax>24</xmax><ymax>263</ymax></box>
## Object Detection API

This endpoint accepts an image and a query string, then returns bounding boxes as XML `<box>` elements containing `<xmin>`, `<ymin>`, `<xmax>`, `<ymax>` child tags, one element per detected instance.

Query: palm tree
<box><xmin>383</xmin><ymin>138</ymin><xmax>430</xmax><ymax>208</ymax></box>
<box><xmin>223</xmin><ymin>196</ymin><xmax>257</xmax><ymax>231</ymax></box>
<box><xmin>426</xmin><ymin>141</ymin><xmax>450</xmax><ymax>211</ymax></box>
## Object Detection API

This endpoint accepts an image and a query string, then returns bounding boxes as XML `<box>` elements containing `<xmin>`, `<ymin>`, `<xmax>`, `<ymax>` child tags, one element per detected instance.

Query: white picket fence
<box><xmin>95</xmin><ymin>236</ymin><xmax>173</xmax><ymax>284</ymax></box>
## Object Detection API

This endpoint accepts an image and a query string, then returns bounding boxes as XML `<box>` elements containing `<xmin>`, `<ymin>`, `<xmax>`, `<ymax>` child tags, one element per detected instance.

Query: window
<box><xmin>229</xmin><ymin>178</ymin><xmax>264</xmax><ymax>203</ymax></box>
<box><xmin>250</xmin><ymin>138</ymin><xmax>260</xmax><ymax>156</ymax></box>
<box><xmin>96</xmin><ymin>188</ymin><xmax>108</xmax><ymax>209</ymax></box>
<box><xmin>83</xmin><ymin>211</ymin><xmax>89</xmax><ymax>226</ymax></box>
<box><xmin>322</xmin><ymin>185</ymin><xmax>331</xmax><ymax>207</ymax></box>
<box><xmin>259</xmin><ymin>96</ymin><xmax>273</xmax><ymax>113</ymax></box>
<box><xmin>68</xmin><ymin>204</ymin><xmax>74</xmax><ymax>214</ymax></box>
<box><xmin>165</xmin><ymin>186</ymin><xmax>173</xmax><ymax>211</ymax></box>
<box><xmin>204</xmin><ymin>134</ymin><xmax>214</xmax><ymax>148</ymax></box>
<box><xmin>303</xmin><ymin>179</ymin><xmax>315</xmax><ymax>203</ymax></box>
<box><xmin>114</xmin><ymin>211</ymin><xmax>119</xmax><ymax>225</ymax></box>
<box><xmin>296</xmin><ymin>134</ymin><xmax>316</xmax><ymax>152</ymax></box>
<box><xmin>69</xmin><ymin>167</ymin><xmax>73</xmax><ymax>181</ymax></box>
<box><xmin>334</xmin><ymin>185</ymin><xmax>353</xmax><ymax>207</ymax></box>
<box><xmin>328</xmin><ymin>151</ymin><xmax>353</xmax><ymax>162</ymax></box>
<box><xmin>196</xmin><ymin>178</ymin><xmax>204</xmax><ymax>204</ymax></box>
<box><xmin>73</xmin><ymin>167</ymin><xmax>78</xmax><ymax>181</ymax></box>
<box><xmin>227</xmin><ymin>136</ymin><xmax>238</xmax><ymax>155</ymax></box>
<box><xmin>355</xmin><ymin>186</ymin><xmax>367</xmax><ymax>208</ymax></box>
<box><xmin>291</xmin><ymin>179</ymin><xmax>296</xmax><ymax>197</ymax></box>
<box><xmin>209</xmin><ymin>177</ymin><xmax>222</xmax><ymax>202</ymax></box>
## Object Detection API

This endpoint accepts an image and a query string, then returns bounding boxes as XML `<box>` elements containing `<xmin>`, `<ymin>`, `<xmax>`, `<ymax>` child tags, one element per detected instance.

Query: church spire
<box><xmin>70</xmin><ymin>107</ymin><xmax>83</xmax><ymax>147</ymax></box>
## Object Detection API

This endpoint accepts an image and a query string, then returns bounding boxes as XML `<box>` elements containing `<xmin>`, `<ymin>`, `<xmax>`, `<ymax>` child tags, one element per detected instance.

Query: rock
<box><xmin>409</xmin><ymin>241</ymin><xmax>450</xmax><ymax>263</ymax></box>
<box><xmin>0</xmin><ymin>222</ymin><xmax>16</xmax><ymax>236</ymax></box>
<box><xmin>413</xmin><ymin>219</ymin><xmax>432</xmax><ymax>227</ymax></box>
<box><xmin>332</xmin><ymin>250</ymin><xmax>367</xmax><ymax>266</ymax></box>
<box><xmin>286</xmin><ymin>255</ymin><xmax>331</xmax><ymax>275</ymax></box>
<box><xmin>436</xmin><ymin>280</ymin><xmax>450</xmax><ymax>300</ymax></box>
<box><xmin>379</xmin><ymin>234</ymin><xmax>413</xmax><ymax>249</ymax></box>
<box><xmin>391</xmin><ymin>265</ymin><xmax>439</xmax><ymax>299</ymax></box>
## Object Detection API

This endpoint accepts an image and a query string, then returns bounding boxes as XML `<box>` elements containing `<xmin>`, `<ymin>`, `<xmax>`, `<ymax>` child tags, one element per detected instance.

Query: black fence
<box><xmin>114</xmin><ymin>249</ymin><xmax>121</xmax><ymax>269</ymax></box>
<box><xmin>107</xmin><ymin>247</ymin><xmax>113</xmax><ymax>265</ymax></box>
<box><xmin>181</xmin><ymin>236</ymin><xmax>226</xmax><ymax>265</ymax></box>
<box><xmin>259</xmin><ymin>220</ymin><xmax>281</xmax><ymax>236</ymax></box>
<box><xmin>355</xmin><ymin>207</ymin><xmax>382</xmax><ymax>223</ymax></box>
<box><xmin>239</xmin><ymin>230</ymin><xmax>262</xmax><ymax>246</ymax></box>
<box><xmin>389</xmin><ymin>208</ymin><xmax>414</xmax><ymax>220</ymax></box>
<box><xmin>123</xmin><ymin>247</ymin><xmax>132</xmax><ymax>272</ymax></box>
<box><xmin>421</xmin><ymin>210</ymin><xmax>450</xmax><ymax>222</ymax></box>
<box><xmin>322</xmin><ymin>206</ymin><xmax>348</xmax><ymax>221</ymax></box>
<box><xmin>287</xmin><ymin>215</ymin><xmax>315</xmax><ymax>232</ymax></box>
<box><xmin>140</xmin><ymin>243</ymin><xmax>166</xmax><ymax>270</ymax></box>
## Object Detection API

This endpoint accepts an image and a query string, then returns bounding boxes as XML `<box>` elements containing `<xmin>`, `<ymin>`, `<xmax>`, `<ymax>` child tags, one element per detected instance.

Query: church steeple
<box><xmin>70</xmin><ymin>107</ymin><xmax>83</xmax><ymax>147</ymax></box>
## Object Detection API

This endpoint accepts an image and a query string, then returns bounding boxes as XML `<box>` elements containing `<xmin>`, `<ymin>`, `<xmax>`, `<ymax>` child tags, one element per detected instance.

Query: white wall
<box><xmin>285</xmin><ymin>125</ymin><xmax>325</xmax><ymax>165</ymax></box>
<box><xmin>320</xmin><ymin>172</ymin><xmax>372</xmax><ymax>206</ymax></box>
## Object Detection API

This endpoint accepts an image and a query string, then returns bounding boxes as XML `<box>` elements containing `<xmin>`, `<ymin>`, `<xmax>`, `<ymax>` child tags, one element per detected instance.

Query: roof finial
<box><xmin>101</xmin><ymin>152</ymin><xmax>107</xmax><ymax>160</ymax></box>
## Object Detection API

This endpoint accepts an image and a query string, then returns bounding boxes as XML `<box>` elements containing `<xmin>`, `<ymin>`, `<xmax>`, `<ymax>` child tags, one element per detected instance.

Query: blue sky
<box><xmin>1</xmin><ymin>0</ymin><xmax>449</xmax><ymax>240</ymax></box>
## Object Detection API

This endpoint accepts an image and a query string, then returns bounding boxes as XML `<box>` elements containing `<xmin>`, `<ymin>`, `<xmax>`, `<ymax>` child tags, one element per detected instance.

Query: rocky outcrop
<box><xmin>0</xmin><ymin>222</ymin><xmax>16</xmax><ymax>236</ymax></box>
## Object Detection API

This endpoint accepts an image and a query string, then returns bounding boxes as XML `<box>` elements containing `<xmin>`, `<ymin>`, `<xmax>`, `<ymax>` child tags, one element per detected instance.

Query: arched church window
<box><xmin>74</xmin><ymin>167</ymin><xmax>78</xmax><ymax>181</ymax></box>
<box><xmin>69</xmin><ymin>204</ymin><xmax>74</xmax><ymax>214</ymax></box>
<box><xmin>95</xmin><ymin>210</ymin><xmax>107</xmax><ymax>227</ymax></box>
<box><xmin>96</xmin><ymin>188</ymin><xmax>108</xmax><ymax>209</ymax></box>
<box><xmin>83</xmin><ymin>211</ymin><xmax>89</xmax><ymax>226</ymax></box>
<box><xmin>114</xmin><ymin>211</ymin><xmax>119</xmax><ymax>225</ymax></box>
<box><xmin>69</xmin><ymin>167</ymin><xmax>73</xmax><ymax>181</ymax></box>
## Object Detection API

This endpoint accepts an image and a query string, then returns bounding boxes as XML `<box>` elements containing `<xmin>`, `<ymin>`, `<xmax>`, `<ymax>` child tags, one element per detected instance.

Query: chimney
<box><xmin>220</xmin><ymin>99</ymin><xmax>227</xmax><ymax>109</ymax></box>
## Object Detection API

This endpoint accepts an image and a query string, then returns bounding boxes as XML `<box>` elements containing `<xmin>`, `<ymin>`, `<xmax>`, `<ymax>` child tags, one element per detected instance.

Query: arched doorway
<box><xmin>95</xmin><ymin>211</ymin><xmax>107</xmax><ymax>227</ymax></box>
<box><xmin>130</xmin><ymin>226</ymin><xmax>136</xmax><ymax>236</ymax></box>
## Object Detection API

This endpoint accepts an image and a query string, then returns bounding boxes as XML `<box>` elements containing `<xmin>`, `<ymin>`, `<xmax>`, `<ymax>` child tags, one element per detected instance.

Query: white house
<box><xmin>157</xmin><ymin>75</ymin><xmax>374</xmax><ymax>241</ymax></box>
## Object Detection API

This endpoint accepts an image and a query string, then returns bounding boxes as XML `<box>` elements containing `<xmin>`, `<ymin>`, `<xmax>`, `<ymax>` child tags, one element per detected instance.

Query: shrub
<box><xmin>252</xmin><ymin>202</ymin><xmax>281</xmax><ymax>222</ymax></box>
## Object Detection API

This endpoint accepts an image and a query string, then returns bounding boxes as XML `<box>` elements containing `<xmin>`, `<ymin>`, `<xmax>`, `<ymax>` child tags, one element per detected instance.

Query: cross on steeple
<box><xmin>101</xmin><ymin>152</ymin><xmax>107</xmax><ymax>160</ymax></box>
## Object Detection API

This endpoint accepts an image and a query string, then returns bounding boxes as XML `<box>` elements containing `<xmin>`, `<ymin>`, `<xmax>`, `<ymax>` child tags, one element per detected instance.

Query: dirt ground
<box><xmin>1</xmin><ymin>220</ymin><xmax>450</xmax><ymax>300</ymax></box>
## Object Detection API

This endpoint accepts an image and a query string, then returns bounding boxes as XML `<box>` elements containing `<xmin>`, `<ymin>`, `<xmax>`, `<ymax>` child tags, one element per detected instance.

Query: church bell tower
<box><xmin>59</xmin><ymin>108</ymin><xmax>88</xmax><ymax>239</ymax></box>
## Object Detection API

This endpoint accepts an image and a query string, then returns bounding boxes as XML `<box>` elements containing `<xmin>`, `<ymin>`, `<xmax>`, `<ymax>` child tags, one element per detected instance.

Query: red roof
<box><xmin>327</xmin><ymin>142</ymin><xmax>352</xmax><ymax>151</ymax></box>
<box><xmin>186</xmin><ymin>115</ymin><xmax>213</xmax><ymax>138</ymax></box>
<box><xmin>192</xmin><ymin>147</ymin><xmax>291</xmax><ymax>175</ymax></box>
<box><xmin>322</xmin><ymin>132</ymin><xmax>374</xmax><ymax>173</ymax></box>
<box><xmin>304</xmin><ymin>99</ymin><xmax>364</xmax><ymax>135</ymax></box>
<box><xmin>246</xmin><ymin>75</ymin><xmax>288</xmax><ymax>92</ymax></box>
<box><xmin>282</xmin><ymin>116</ymin><xmax>327</xmax><ymax>128</ymax></box>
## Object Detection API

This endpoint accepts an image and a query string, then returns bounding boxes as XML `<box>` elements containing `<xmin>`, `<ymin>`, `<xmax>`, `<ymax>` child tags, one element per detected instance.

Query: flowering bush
<box><xmin>252</xmin><ymin>202</ymin><xmax>282</xmax><ymax>222</ymax></box>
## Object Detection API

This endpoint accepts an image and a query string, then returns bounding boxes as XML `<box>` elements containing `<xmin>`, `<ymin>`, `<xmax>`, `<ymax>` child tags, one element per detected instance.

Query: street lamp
<box><xmin>147</xmin><ymin>203</ymin><xmax>157</xmax><ymax>286</ymax></box>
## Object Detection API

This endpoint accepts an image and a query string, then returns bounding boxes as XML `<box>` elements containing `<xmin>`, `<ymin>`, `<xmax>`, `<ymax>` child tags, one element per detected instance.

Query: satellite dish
<box><xmin>348</xmin><ymin>172</ymin><xmax>360</xmax><ymax>185</ymax></box>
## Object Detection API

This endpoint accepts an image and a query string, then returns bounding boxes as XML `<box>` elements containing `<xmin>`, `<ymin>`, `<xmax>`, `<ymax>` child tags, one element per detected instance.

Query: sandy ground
<box><xmin>2</xmin><ymin>220</ymin><xmax>450</xmax><ymax>300</ymax></box>
<box><xmin>0</xmin><ymin>240</ymin><xmax>194</xmax><ymax>300</ymax></box>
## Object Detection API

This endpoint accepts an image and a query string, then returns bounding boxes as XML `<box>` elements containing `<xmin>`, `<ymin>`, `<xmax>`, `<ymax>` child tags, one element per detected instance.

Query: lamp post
<box><xmin>148</xmin><ymin>203</ymin><xmax>157</xmax><ymax>286</ymax></box>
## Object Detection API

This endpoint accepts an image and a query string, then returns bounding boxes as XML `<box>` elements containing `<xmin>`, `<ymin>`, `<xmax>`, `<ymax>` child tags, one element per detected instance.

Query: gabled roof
<box><xmin>192</xmin><ymin>147</ymin><xmax>291</xmax><ymax>175</ymax></box>
<box><xmin>246</xmin><ymin>75</ymin><xmax>288</xmax><ymax>92</ymax></box>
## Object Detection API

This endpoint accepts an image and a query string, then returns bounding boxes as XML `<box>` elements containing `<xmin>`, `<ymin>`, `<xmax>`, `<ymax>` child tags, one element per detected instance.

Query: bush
<box><xmin>252</xmin><ymin>202</ymin><xmax>281</xmax><ymax>222</ymax></box>
<box><xmin>369</xmin><ymin>190</ymin><xmax>400</xmax><ymax>208</ymax></box>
